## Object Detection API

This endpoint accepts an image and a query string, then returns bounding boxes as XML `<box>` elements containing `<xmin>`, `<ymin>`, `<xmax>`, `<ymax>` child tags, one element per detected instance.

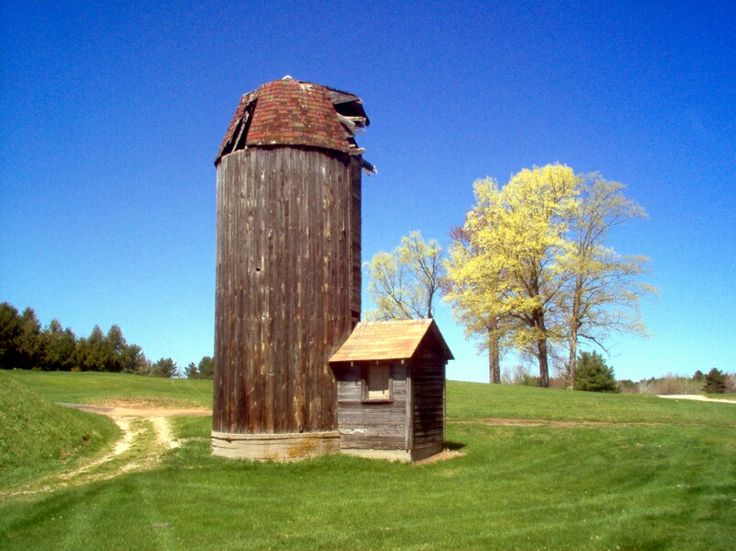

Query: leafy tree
<box><xmin>148</xmin><ymin>357</ymin><xmax>178</xmax><ymax>378</ymax></box>
<box><xmin>559</xmin><ymin>174</ymin><xmax>653</xmax><ymax>388</ymax></box>
<box><xmin>18</xmin><ymin>307</ymin><xmax>44</xmax><ymax>369</ymax></box>
<box><xmin>366</xmin><ymin>231</ymin><xmax>444</xmax><ymax>320</ymax></box>
<box><xmin>702</xmin><ymin>368</ymin><xmax>727</xmax><ymax>394</ymax></box>
<box><xmin>76</xmin><ymin>325</ymin><xmax>107</xmax><ymax>371</ymax></box>
<box><xmin>197</xmin><ymin>356</ymin><xmax>214</xmax><ymax>379</ymax></box>
<box><xmin>445</xmin><ymin>165</ymin><xmax>578</xmax><ymax>387</ymax></box>
<box><xmin>0</xmin><ymin>302</ymin><xmax>23</xmax><ymax>369</ymax></box>
<box><xmin>444</xmin><ymin>226</ymin><xmax>515</xmax><ymax>383</ymax></box>
<box><xmin>574</xmin><ymin>351</ymin><xmax>618</xmax><ymax>392</ymax></box>
<box><xmin>104</xmin><ymin>325</ymin><xmax>127</xmax><ymax>372</ymax></box>
<box><xmin>185</xmin><ymin>362</ymin><xmax>198</xmax><ymax>379</ymax></box>
<box><xmin>120</xmin><ymin>343</ymin><xmax>148</xmax><ymax>373</ymax></box>
<box><xmin>41</xmin><ymin>320</ymin><xmax>77</xmax><ymax>371</ymax></box>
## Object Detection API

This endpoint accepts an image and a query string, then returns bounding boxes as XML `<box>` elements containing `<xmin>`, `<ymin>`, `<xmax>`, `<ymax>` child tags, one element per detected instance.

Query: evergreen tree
<box><xmin>197</xmin><ymin>356</ymin><xmax>214</xmax><ymax>379</ymax></box>
<box><xmin>149</xmin><ymin>357</ymin><xmax>177</xmax><ymax>378</ymax></box>
<box><xmin>18</xmin><ymin>307</ymin><xmax>43</xmax><ymax>369</ymax></box>
<box><xmin>0</xmin><ymin>302</ymin><xmax>23</xmax><ymax>369</ymax></box>
<box><xmin>574</xmin><ymin>351</ymin><xmax>619</xmax><ymax>392</ymax></box>
<box><xmin>702</xmin><ymin>368</ymin><xmax>727</xmax><ymax>394</ymax></box>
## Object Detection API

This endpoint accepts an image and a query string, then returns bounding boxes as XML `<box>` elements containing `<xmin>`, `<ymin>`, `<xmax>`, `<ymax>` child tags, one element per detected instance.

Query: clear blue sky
<box><xmin>1</xmin><ymin>1</ymin><xmax>734</xmax><ymax>382</ymax></box>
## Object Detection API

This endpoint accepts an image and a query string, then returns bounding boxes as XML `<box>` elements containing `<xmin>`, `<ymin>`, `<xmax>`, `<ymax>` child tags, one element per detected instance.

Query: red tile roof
<box><xmin>216</xmin><ymin>77</ymin><xmax>369</xmax><ymax>164</ymax></box>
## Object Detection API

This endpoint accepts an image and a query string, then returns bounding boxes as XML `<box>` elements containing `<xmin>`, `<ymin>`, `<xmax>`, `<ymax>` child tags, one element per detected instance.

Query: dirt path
<box><xmin>658</xmin><ymin>394</ymin><xmax>736</xmax><ymax>404</ymax></box>
<box><xmin>3</xmin><ymin>403</ymin><xmax>210</xmax><ymax>498</ymax></box>
<box><xmin>454</xmin><ymin>418</ymin><xmax>667</xmax><ymax>428</ymax></box>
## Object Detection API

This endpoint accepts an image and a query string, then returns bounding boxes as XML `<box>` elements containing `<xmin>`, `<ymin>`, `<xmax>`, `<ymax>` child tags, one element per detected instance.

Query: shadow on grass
<box><xmin>444</xmin><ymin>440</ymin><xmax>466</xmax><ymax>451</ymax></box>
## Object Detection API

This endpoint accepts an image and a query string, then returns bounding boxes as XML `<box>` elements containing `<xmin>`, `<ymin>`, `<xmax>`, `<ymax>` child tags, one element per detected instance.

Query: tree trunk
<box><xmin>567</xmin><ymin>331</ymin><xmax>578</xmax><ymax>390</ymax></box>
<box><xmin>537</xmin><ymin>338</ymin><xmax>549</xmax><ymax>388</ymax></box>
<box><xmin>488</xmin><ymin>319</ymin><xmax>500</xmax><ymax>384</ymax></box>
<box><xmin>535</xmin><ymin>311</ymin><xmax>549</xmax><ymax>387</ymax></box>
<box><xmin>568</xmin><ymin>273</ymin><xmax>583</xmax><ymax>390</ymax></box>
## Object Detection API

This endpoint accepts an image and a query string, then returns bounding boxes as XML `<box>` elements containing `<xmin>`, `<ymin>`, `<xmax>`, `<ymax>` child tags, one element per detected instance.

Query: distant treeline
<box><xmin>0</xmin><ymin>302</ymin><xmax>213</xmax><ymax>379</ymax></box>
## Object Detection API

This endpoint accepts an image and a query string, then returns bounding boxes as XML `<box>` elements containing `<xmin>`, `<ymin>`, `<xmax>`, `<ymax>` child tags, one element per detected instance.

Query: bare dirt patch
<box><xmin>456</xmin><ymin>418</ymin><xmax>667</xmax><ymax>428</ymax></box>
<box><xmin>658</xmin><ymin>394</ymin><xmax>736</xmax><ymax>404</ymax></box>
<box><xmin>414</xmin><ymin>449</ymin><xmax>465</xmax><ymax>465</ymax></box>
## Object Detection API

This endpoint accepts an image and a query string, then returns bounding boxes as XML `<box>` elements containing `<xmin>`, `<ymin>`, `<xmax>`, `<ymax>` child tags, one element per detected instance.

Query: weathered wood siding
<box><xmin>350</xmin><ymin>165</ymin><xmax>361</xmax><ymax>326</ymax></box>
<box><xmin>336</xmin><ymin>364</ymin><xmax>408</xmax><ymax>450</ymax></box>
<box><xmin>213</xmin><ymin>146</ymin><xmax>361</xmax><ymax>435</ymax></box>
<box><xmin>411</xmin><ymin>358</ymin><xmax>445</xmax><ymax>449</ymax></box>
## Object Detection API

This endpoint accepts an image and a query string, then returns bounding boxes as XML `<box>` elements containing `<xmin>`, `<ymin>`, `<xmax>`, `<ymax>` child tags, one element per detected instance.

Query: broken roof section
<box><xmin>329</xmin><ymin>319</ymin><xmax>454</xmax><ymax>364</ymax></box>
<box><xmin>215</xmin><ymin>76</ymin><xmax>373</xmax><ymax>171</ymax></box>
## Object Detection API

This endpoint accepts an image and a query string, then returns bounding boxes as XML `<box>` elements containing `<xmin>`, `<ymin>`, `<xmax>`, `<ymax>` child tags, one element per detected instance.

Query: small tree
<box><xmin>197</xmin><ymin>356</ymin><xmax>214</xmax><ymax>379</ymax></box>
<box><xmin>185</xmin><ymin>362</ymin><xmax>198</xmax><ymax>379</ymax></box>
<box><xmin>148</xmin><ymin>357</ymin><xmax>178</xmax><ymax>378</ymax></box>
<box><xmin>702</xmin><ymin>368</ymin><xmax>727</xmax><ymax>394</ymax></box>
<box><xmin>366</xmin><ymin>231</ymin><xmax>444</xmax><ymax>320</ymax></box>
<box><xmin>574</xmin><ymin>351</ymin><xmax>618</xmax><ymax>392</ymax></box>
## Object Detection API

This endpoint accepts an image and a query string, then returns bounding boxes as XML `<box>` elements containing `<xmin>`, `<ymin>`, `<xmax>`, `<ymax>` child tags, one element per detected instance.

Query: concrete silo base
<box><xmin>211</xmin><ymin>430</ymin><xmax>340</xmax><ymax>461</ymax></box>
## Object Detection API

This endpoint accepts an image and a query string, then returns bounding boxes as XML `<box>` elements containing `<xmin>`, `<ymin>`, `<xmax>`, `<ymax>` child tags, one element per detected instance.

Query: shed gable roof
<box><xmin>329</xmin><ymin>319</ymin><xmax>453</xmax><ymax>363</ymax></box>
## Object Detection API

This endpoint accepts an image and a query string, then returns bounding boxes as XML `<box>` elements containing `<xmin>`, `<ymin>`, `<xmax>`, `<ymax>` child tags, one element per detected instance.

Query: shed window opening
<box><xmin>365</xmin><ymin>365</ymin><xmax>391</xmax><ymax>401</ymax></box>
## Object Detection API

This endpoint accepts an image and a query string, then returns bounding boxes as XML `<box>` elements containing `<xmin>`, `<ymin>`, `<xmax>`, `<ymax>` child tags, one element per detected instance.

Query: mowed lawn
<box><xmin>1</xmin><ymin>372</ymin><xmax>735</xmax><ymax>550</ymax></box>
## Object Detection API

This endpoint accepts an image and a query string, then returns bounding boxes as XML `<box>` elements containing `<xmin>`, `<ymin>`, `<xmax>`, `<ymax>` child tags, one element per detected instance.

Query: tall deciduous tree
<box><xmin>444</xmin><ymin>165</ymin><xmax>579</xmax><ymax>387</ymax></box>
<box><xmin>366</xmin><ymin>231</ymin><xmax>444</xmax><ymax>320</ymax></box>
<box><xmin>560</xmin><ymin>174</ymin><xmax>654</xmax><ymax>387</ymax></box>
<box><xmin>444</xmin><ymin>226</ymin><xmax>514</xmax><ymax>383</ymax></box>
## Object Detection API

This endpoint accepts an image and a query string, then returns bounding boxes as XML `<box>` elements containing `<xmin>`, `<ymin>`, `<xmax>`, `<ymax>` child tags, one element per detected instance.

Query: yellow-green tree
<box><xmin>560</xmin><ymin>174</ymin><xmax>654</xmax><ymax>387</ymax></box>
<box><xmin>445</xmin><ymin>165</ymin><xmax>579</xmax><ymax>387</ymax></box>
<box><xmin>444</xmin><ymin>226</ymin><xmax>516</xmax><ymax>383</ymax></box>
<box><xmin>366</xmin><ymin>231</ymin><xmax>444</xmax><ymax>320</ymax></box>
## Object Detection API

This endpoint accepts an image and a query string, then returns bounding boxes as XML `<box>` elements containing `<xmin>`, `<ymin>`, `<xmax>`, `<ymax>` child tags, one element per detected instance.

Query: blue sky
<box><xmin>1</xmin><ymin>1</ymin><xmax>734</xmax><ymax>382</ymax></box>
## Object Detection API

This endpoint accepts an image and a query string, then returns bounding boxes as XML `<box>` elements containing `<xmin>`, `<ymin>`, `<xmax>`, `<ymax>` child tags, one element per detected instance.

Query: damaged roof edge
<box><xmin>214</xmin><ymin>78</ymin><xmax>372</xmax><ymax>166</ymax></box>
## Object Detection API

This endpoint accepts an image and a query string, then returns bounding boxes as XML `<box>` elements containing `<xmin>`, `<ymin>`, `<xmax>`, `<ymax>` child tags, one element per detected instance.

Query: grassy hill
<box><xmin>6</xmin><ymin>370</ymin><xmax>212</xmax><ymax>407</ymax></box>
<box><xmin>0</xmin><ymin>372</ymin><xmax>118</xmax><ymax>492</ymax></box>
<box><xmin>1</xmin><ymin>371</ymin><xmax>734</xmax><ymax>550</ymax></box>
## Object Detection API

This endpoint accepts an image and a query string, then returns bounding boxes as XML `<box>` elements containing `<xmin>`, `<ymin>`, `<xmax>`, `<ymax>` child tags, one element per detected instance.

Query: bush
<box><xmin>618</xmin><ymin>379</ymin><xmax>640</xmax><ymax>393</ymax></box>
<box><xmin>703</xmin><ymin>368</ymin><xmax>727</xmax><ymax>394</ymax></box>
<box><xmin>574</xmin><ymin>351</ymin><xmax>619</xmax><ymax>393</ymax></box>
<box><xmin>638</xmin><ymin>374</ymin><xmax>701</xmax><ymax>395</ymax></box>
<box><xmin>521</xmin><ymin>374</ymin><xmax>541</xmax><ymax>387</ymax></box>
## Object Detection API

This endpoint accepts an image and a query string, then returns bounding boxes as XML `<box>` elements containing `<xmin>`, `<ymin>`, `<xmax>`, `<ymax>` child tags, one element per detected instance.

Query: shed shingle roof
<box><xmin>329</xmin><ymin>319</ymin><xmax>453</xmax><ymax>363</ymax></box>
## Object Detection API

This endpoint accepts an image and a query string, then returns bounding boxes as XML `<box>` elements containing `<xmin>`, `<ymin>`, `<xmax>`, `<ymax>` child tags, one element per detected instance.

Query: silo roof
<box><xmin>216</xmin><ymin>77</ymin><xmax>371</xmax><ymax>165</ymax></box>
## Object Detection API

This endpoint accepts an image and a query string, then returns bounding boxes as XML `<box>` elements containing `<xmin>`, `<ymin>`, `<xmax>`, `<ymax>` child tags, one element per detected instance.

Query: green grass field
<box><xmin>1</xmin><ymin>371</ymin><xmax>734</xmax><ymax>550</ymax></box>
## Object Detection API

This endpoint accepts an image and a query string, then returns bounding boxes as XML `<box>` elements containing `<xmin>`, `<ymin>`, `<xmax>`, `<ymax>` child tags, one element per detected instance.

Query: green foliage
<box><xmin>186</xmin><ymin>356</ymin><xmax>214</xmax><ymax>379</ymax></box>
<box><xmin>138</xmin><ymin>357</ymin><xmax>178</xmax><ymax>378</ymax></box>
<box><xmin>445</xmin><ymin>166</ymin><xmax>652</xmax><ymax>386</ymax></box>
<box><xmin>703</xmin><ymin>368</ymin><xmax>727</xmax><ymax>394</ymax></box>
<box><xmin>574</xmin><ymin>351</ymin><xmax>619</xmax><ymax>392</ymax></box>
<box><xmin>366</xmin><ymin>231</ymin><xmax>444</xmax><ymax>320</ymax></box>
<box><xmin>0</xmin><ymin>372</ymin><xmax>118</xmax><ymax>491</ymax></box>
<box><xmin>0</xmin><ymin>301</ymin><xmax>192</xmax><ymax>377</ymax></box>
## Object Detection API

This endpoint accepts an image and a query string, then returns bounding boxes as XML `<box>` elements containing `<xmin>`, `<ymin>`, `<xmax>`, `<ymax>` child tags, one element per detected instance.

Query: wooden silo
<box><xmin>211</xmin><ymin>77</ymin><xmax>372</xmax><ymax>460</ymax></box>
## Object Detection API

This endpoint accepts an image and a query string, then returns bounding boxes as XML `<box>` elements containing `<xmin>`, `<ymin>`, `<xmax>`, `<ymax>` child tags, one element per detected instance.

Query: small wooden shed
<box><xmin>329</xmin><ymin>319</ymin><xmax>453</xmax><ymax>462</ymax></box>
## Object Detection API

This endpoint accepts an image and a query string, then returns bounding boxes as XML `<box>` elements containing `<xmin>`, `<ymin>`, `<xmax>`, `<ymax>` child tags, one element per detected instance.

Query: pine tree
<box><xmin>574</xmin><ymin>351</ymin><xmax>618</xmax><ymax>392</ymax></box>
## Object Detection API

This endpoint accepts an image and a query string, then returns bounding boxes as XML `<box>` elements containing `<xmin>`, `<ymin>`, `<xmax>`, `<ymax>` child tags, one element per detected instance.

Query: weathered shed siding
<box><xmin>411</xmin><ymin>359</ymin><xmax>445</xmax><ymax>450</ymax></box>
<box><xmin>213</xmin><ymin>146</ymin><xmax>362</xmax><ymax>435</ymax></box>
<box><xmin>336</xmin><ymin>363</ymin><xmax>408</xmax><ymax>450</ymax></box>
